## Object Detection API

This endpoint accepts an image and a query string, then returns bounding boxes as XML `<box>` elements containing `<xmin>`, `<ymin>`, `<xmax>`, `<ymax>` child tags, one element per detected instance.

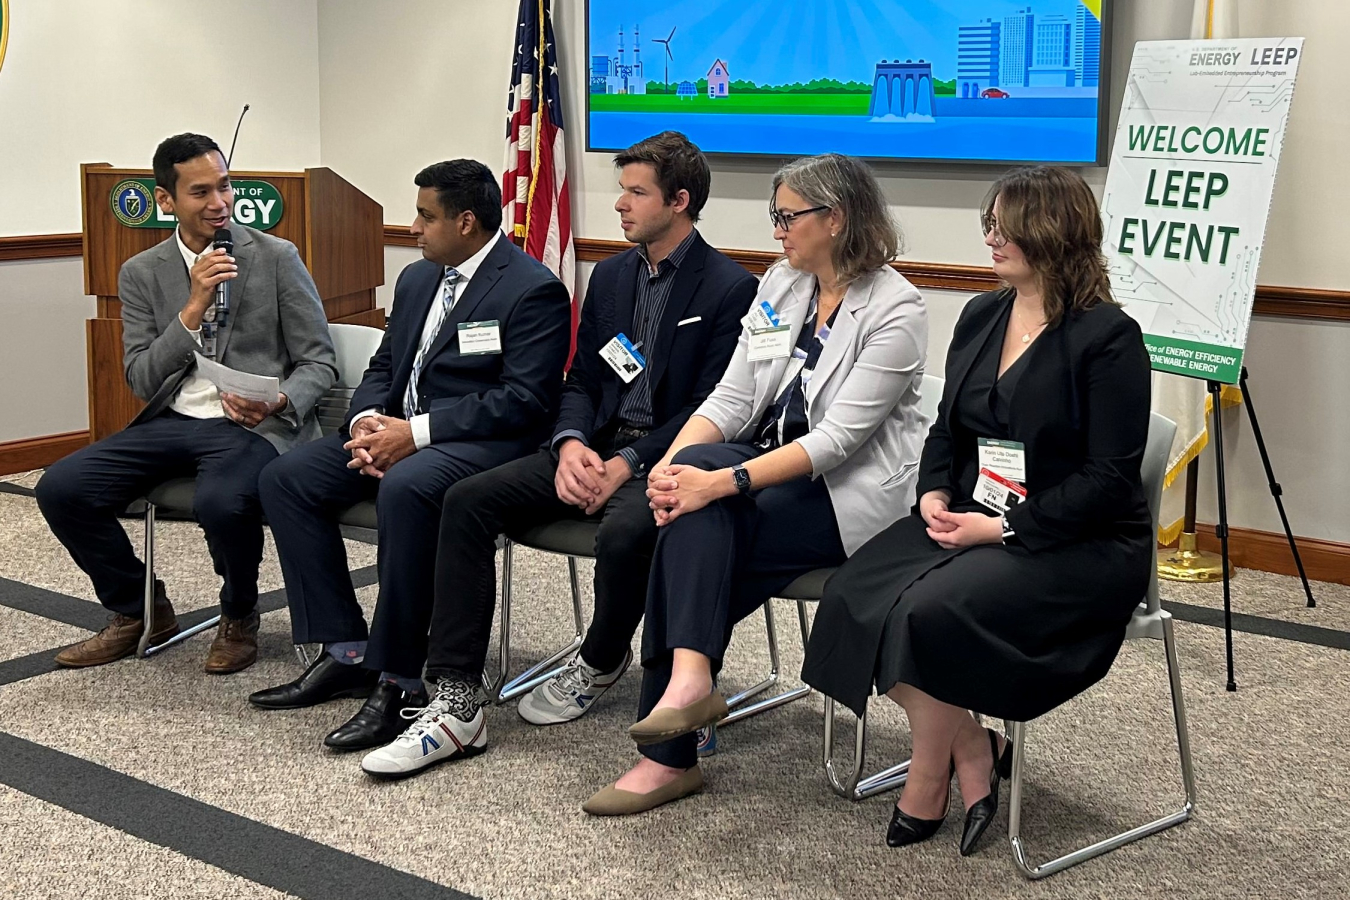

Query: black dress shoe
<box><xmin>248</xmin><ymin>654</ymin><xmax>378</xmax><ymax>710</ymax></box>
<box><xmin>886</xmin><ymin>760</ymin><xmax>955</xmax><ymax>848</ymax></box>
<box><xmin>324</xmin><ymin>681</ymin><xmax>429</xmax><ymax>752</ymax></box>
<box><xmin>959</xmin><ymin>728</ymin><xmax>1013</xmax><ymax>856</ymax></box>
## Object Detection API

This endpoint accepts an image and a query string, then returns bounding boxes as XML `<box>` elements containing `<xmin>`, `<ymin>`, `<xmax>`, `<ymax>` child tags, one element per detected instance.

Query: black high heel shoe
<box><xmin>958</xmin><ymin>728</ymin><xmax>1013</xmax><ymax>856</ymax></box>
<box><xmin>886</xmin><ymin>761</ymin><xmax>955</xmax><ymax>848</ymax></box>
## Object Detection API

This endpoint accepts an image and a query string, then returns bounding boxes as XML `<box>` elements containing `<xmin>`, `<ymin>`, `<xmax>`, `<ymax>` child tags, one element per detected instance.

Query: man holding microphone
<box><xmin>37</xmin><ymin>132</ymin><xmax>336</xmax><ymax>675</ymax></box>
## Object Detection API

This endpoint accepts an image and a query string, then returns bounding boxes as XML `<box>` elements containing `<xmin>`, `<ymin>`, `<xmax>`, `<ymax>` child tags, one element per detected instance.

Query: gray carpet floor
<box><xmin>1</xmin><ymin>471</ymin><xmax>1348</xmax><ymax>899</ymax></box>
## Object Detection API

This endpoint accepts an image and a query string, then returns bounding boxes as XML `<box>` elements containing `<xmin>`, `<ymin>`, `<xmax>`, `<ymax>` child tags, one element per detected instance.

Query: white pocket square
<box><xmin>677</xmin><ymin>316</ymin><xmax>702</xmax><ymax>326</ymax></box>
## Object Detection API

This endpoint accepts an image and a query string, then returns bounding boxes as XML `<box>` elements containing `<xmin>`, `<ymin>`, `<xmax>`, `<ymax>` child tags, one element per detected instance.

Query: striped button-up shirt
<box><xmin>552</xmin><ymin>228</ymin><xmax>698</xmax><ymax>478</ymax></box>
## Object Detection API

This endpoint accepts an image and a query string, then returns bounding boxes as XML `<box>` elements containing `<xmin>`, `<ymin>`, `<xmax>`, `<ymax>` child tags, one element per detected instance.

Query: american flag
<box><xmin>503</xmin><ymin>0</ymin><xmax>576</xmax><ymax>360</ymax></box>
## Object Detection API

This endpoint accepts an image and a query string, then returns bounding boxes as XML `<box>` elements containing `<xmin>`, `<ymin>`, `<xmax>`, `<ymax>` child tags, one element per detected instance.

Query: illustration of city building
<box><xmin>1000</xmin><ymin>8</ymin><xmax>1034</xmax><ymax>87</ymax></box>
<box><xmin>869</xmin><ymin>59</ymin><xmax>936</xmax><ymax>118</ymax></box>
<box><xmin>1029</xmin><ymin>13</ymin><xmax>1074</xmax><ymax>86</ymax></box>
<box><xmin>957</xmin><ymin>2</ymin><xmax>1100</xmax><ymax>96</ymax></box>
<box><xmin>1074</xmin><ymin>2</ymin><xmax>1101</xmax><ymax>88</ymax></box>
<box><xmin>957</xmin><ymin>18</ymin><xmax>1001</xmax><ymax>98</ymax></box>
<box><xmin>706</xmin><ymin>59</ymin><xmax>730</xmax><ymax>98</ymax></box>
<box><xmin>589</xmin><ymin>25</ymin><xmax>646</xmax><ymax>94</ymax></box>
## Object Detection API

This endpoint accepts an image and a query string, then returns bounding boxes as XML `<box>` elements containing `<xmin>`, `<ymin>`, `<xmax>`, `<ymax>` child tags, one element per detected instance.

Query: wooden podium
<box><xmin>81</xmin><ymin>163</ymin><xmax>386</xmax><ymax>442</ymax></box>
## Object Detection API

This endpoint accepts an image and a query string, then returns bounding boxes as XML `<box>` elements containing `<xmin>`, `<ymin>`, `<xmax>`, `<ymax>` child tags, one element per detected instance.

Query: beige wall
<box><xmin>2</xmin><ymin>0</ymin><xmax>1346</xmax><ymax>542</ymax></box>
<box><xmin>0</xmin><ymin>0</ymin><xmax>323</xmax><ymax>441</ymax></box>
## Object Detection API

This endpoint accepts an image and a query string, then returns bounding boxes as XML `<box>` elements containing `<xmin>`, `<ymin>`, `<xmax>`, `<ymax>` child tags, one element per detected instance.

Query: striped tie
<box><xmin>403</xmin><ymin>268</ymin><xmax>461</xmax><ymax>418</ymax></box>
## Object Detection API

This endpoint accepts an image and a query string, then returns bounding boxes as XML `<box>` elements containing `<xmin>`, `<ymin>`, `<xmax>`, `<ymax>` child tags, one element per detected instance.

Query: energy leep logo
<box><xmin>110</xmin><ymin>179</ymin><xmax>155</xmax><ymax>226</ymax></box>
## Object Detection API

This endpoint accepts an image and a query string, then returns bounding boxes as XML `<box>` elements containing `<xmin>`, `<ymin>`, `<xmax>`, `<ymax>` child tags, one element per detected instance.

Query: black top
<box><xmin>950</xmin><ymin>301</ymin><xmax>1033</xmax><ymax>502</ymax></box>
<box><xmin>915</xmin><ymin>288</ymin><xmax>1154</xmax><ymax>553</ymax></box>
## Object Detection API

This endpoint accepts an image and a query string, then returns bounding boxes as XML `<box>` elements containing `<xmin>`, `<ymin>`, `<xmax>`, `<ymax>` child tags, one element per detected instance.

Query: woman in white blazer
<box><xmin>583</xmin><ymin>153</ymin><xmax>929</xmax><ymax>816</ymax></box>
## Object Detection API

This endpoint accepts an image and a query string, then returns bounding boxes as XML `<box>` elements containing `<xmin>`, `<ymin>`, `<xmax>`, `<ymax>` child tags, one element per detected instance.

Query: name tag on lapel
<box><xmin>747</xmin><ymin>325</ymin><xmax>793</xmax><ymax>361</ymax></box>
<box><xmin>600</xmin><ymin>333</ymin><xmax>646</xmax><ymax>383</ymax></box>
<box><xmin>457</xmin><ymin>320</ymin><xmax>503</xmax><ymax>355</ymax></box>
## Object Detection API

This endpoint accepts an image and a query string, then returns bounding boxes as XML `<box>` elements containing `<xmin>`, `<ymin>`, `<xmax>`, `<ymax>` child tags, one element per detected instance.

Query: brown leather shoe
<box><xmin>55</xmin><ymin>584</ymin><xmax>179</xmax><ymax>668</ymax></box>
<box><xmin>204</xmin><ymin>610</ymin><xmax>260</xmax><ymax>675</ymax></box>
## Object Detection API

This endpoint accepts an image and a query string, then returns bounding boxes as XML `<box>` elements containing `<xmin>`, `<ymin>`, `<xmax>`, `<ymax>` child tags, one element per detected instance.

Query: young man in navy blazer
<box><xmin>248</xmin><ymin>160</ymin><xmax>572</xmax><ymax>753</ymax></box>
<box><xmin>358</xmin><ymin>131</ymin><xmax>759</xmax><ymax>779</ymax></box>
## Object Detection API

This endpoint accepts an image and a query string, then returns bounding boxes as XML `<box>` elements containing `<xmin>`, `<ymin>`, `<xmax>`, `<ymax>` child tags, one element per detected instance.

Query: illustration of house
<box><xmin>676</xmin><ymin>80</ymin><xmax>697</xmax><ymax>99</ymax></box>
<box><xmin>707</xmin><ymin>59</ymin><xmax>730</xmax><ymax>98</ymax></box>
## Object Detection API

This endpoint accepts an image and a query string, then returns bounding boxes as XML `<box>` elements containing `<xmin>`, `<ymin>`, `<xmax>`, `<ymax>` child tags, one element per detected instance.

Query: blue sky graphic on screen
<box><xmin>586</xmin><ymin>1</ymin><xmax>1107</xmax><ymax>164</ymax></box>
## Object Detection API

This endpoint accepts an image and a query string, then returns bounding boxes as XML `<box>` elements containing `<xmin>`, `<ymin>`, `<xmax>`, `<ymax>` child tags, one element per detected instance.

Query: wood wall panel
<box><xmin>0</xmin><ymin>431</ymin><xmax>90</xmax><ymax>476</ymax></box>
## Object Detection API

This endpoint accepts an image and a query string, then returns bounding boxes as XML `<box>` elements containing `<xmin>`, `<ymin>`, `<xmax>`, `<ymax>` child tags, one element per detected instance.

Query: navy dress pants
<box><xmin>35</xmin><ymin>412</ymin><xmax>279</xmax><ymax>619</ymax></box>
<box><xmin>258</xmin><ymin>431</ymin><xmax>484</xmax><ymax>680</ymax></box>
<box><xmin>637</xmin><ymin>442</ymin><xmax>846</xmax><ymax>770</ymax></box>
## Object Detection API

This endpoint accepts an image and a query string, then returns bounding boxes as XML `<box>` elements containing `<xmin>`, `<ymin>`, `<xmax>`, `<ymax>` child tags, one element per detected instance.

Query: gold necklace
<box><xmin>1013</xmin><ymin>304</ymin><xmax>1046</xmax><ymax>344</ymax></box>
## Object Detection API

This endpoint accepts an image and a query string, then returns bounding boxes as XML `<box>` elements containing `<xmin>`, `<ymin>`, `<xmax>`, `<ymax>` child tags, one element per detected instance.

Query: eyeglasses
<box><xmin>770</xmin><ymin>205</ymin><xmax>830</xmax><ymax>232</ymax></box>
<box><xmin>981</xmin><ymin>213</ymin><xmax>1008</xmax><ymax>248</ymax></box>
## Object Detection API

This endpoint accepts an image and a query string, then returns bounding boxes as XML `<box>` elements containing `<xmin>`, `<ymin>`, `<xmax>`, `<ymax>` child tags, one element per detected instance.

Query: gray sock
<box><xmin>382</xmin><ymin>672</ymin><xmax>425</xmax><ymax>695</ymax></box>
<box><xmin>326</xmin><ymin>641</ymin><xmax>367</xmax><ymax>665</ymax></box>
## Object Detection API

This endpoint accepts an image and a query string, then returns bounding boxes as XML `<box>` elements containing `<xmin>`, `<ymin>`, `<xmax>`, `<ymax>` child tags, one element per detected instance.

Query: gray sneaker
<box><xmin>516</xmin><ymin>649</ymin><xmax>633</xmax><ymax>725</ymax></box>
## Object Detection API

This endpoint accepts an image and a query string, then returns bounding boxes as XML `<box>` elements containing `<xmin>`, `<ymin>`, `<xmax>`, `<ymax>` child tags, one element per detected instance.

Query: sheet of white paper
<box><xmin>192</xmin><ymin>352</ymin><xmax>280</xmax><ymax>403</ymax></box>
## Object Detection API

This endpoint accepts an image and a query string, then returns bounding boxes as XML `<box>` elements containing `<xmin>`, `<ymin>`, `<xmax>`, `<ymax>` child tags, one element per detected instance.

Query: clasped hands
<box><xmin>345</xmin><ymin>414</ymin><xmax>416</xmax><ymax>478</ymax></box>
<box><xmin>554</xmin><ymin>439</ymin><xmax>631</xmax><ymax>515</ymax></box>
<box><xmin>645</xmin><ymin>462</ymin><xmax>734</xmax><ymax>527</ymax></box>
<box><xmin>919</xmin><ymin>490</ymin><xmax>1004</xmax><ymax>549</ymax></box>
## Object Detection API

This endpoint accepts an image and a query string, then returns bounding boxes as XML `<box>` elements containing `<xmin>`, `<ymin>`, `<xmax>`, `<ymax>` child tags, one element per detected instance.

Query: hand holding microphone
<box><xmin>182</xmin><ymin>232</ymin><xmax>237</xmax><ymax>330</ymax></box>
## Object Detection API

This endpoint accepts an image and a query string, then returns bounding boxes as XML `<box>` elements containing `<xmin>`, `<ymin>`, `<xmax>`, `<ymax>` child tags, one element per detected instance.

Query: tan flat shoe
<box><xmin>627</xmin><ymin>692</ymin><xmax>728</xmax><ymax>745</ymax></box>
<box><xmin>582</xmin><ymin>766</ymin><xmax>704</xmax><ymax>816</ymax></box>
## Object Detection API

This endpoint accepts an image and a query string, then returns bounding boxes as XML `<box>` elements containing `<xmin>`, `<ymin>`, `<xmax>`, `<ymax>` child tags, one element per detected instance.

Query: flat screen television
<box><xmin>585</xmin><ymin>1</ymin><xmax>1112</xmax><ymax>165</ymax></box>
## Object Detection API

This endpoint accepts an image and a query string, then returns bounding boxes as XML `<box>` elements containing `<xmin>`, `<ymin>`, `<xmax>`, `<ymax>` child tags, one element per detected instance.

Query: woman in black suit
<box><xmin>801</xmin><ymin>166</ymin><xmax>1152</xmax><ymax>856</ymax></box>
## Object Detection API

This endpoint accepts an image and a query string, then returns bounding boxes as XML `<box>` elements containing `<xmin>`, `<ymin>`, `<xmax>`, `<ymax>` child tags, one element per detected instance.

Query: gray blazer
<box><xmin>118</xmin><ymin>225</ymin><xmax>338</xmax><ymax>453</ymax></box>
<box><xmin>694</xmin><ymin>260</ymin><xmax>928</xmax><ymax>554</ymax></box>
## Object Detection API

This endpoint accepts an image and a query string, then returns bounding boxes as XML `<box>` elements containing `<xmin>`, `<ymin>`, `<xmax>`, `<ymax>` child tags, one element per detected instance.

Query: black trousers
<box><xmin>424</xmin><ymin>446</ymin><xmax>656</xmax><ymax>681</ymax></box>
<box><xmin>258</xmin><ymin>432</ymin><xmax>484</xmax><ymax>680</ymax></box>
<box><xmin>636</xmin><ymin>442</ymin><xmax>846</xmax><ymax>769</ymax></box>
<box><xmin>35</xmin><ymin>412</ymin><xmax>279</xmax><ymax>619</ymax></box>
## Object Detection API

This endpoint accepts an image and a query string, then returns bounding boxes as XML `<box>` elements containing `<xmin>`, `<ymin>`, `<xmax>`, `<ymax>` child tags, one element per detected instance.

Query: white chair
<box><xmin>814</xmin><ymin>412</ymin><xmax>1195</xmax><ymax>880</ymax></box>
<box><xmin>484</xmin><ymin>520</ymin><xmax>791</xmax><ymax>716</ymax></box>
<box><xmin>136</xmin><ymin>323</ymin><xmax>385</xmax><ymax>657</ymax></box>
<box><xmin>1005</xmin><ymin>412</ymin><xmax>1195</xmax><ymax>878</ymax></box>
<box><xmin>479</xmin><ymin>371</ymin><xmax>947</xmax><ymax>712</ymax></box>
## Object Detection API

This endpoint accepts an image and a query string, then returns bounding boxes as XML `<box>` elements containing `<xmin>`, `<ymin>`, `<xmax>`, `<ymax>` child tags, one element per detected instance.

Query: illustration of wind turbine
<box><xmin>652</xmin><ymin>26</ymin><xmax>676</xmax><ymax>94</ymax></box>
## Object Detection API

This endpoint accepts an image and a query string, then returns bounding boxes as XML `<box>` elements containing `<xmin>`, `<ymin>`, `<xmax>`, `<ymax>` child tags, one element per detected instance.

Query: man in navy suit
<box><xmin>248</xmin><ymin>160</ymin><xmax>571</xmax><ymax>752</ymax></box>
<box><xmin>357</xmin><ymin>132</ymin><xmax>759</xmax><ymax>780</ymax></box>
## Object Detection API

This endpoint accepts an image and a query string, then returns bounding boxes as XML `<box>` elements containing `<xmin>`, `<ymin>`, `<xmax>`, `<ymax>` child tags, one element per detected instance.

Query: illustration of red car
<box><xmin>981</xmin><ymin>88</ymin><xmax>1010</xmax><ymax>99</ymax></box>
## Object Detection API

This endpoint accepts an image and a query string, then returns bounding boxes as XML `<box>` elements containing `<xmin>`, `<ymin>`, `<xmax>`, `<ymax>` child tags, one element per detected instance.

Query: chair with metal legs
<box><xmin>814</xmin><ymin>414</ymin><xmax>1195</xmax><ymax>878</ymax></box>
<box><xmin>1004</xmin><ymin>411</ymin><xmax>1196</xmax><ymax>878</ymax></box>
<box><xmin>482</xmin><ymin>518</ymin><xmax>799</xmax><ymax>721</ymax></box>
<box><xmin>135</xmin><ymin>322</ymin><xmax>386</xmax><ymax>658</ymax></box>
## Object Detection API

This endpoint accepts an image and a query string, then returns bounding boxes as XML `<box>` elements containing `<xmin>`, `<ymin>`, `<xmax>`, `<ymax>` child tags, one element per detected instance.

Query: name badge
<box><xmin>977</xmin><ymin>438</ymin><xmax>1027</xmax><ymax>483</ymax></box>
<box><xmin>747</xmin><ymin>325</ymin><xmax>793</xmax><ymax>361</ymax></box>
<box><xmin>600</xmin><ymin>333</ymin><xmax>646</xmax><ymax>383</ymax></box>
<box><xmin>973</xmin><ymin>467</ymin><xmax>1028</xmax><ymax>514</ymax></box>
<box><xmin>747</xmin><ymin>299</ymin><xmax>780</xmax><ymax>331</ymax></box>
<box><xmin>457</xmin><ymin>320</ymin><xmax>503</xmax><ymax>355</ymax></box>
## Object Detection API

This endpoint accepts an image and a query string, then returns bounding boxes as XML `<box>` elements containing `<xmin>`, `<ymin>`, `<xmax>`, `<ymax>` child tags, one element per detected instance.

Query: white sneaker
<box><xmin>360</xmin><ymin>678</ymin><xmax>487</xmax><ymax>779</ymax></box>
<box><xmin>517</xmin><ymin>648</ymin><xmax>632</xmax><ymax>726</ymax></box>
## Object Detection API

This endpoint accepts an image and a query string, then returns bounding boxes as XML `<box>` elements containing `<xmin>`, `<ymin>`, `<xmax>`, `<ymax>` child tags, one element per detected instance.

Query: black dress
<box><xmin>801</xmin><ymin>290</ymin><xmax>1153</xmax><ymax>723</ymax></box>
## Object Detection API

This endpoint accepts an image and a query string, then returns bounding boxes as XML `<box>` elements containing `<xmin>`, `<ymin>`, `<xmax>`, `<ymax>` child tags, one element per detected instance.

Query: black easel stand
<box><xmin>1206</xmin><ymin>367</ymin><xmax>1316</xmax><ymax>693</ymax></box>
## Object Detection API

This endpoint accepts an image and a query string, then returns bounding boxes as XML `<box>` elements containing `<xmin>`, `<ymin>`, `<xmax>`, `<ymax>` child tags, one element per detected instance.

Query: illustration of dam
<box><xmin>869</xmin><ymin>59</ymin><xmax>936</xmax><ymax>120</ymax></box>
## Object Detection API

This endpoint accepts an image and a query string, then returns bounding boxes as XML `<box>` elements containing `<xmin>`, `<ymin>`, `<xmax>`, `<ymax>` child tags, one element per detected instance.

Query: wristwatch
<box><xmin>731</xmin><ymin>464</ymin><xmax>753</xmax><ymax>495</ymax></box>
<box><xmin>1001</xmin><ymin>514</ymin><xmax>1016</xmax><ymax>542</ymax></box>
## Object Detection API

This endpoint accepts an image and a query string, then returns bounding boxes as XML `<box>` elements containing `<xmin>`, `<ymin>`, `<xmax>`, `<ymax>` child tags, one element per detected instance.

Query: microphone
<box><xmin>226</xmin><ymin>104</ymin><xmax>250</xmax><ymax>169</ymax></box>
<box><xmin>213</xmin><ymin>228</ymin><xmax>234</xmax><ymax>325</ymax></box>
